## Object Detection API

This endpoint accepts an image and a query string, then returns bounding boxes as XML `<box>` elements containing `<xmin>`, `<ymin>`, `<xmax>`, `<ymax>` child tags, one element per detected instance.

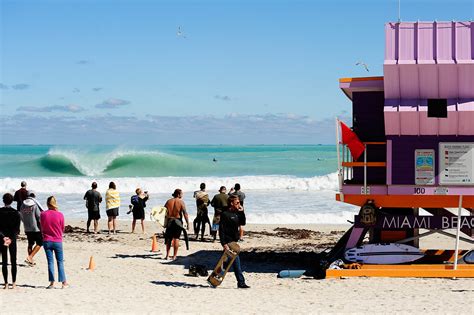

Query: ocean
<box><xmin>0</xmin><ymin>145</ymin><xmax>358</xmax><ymax>224</ymax></box>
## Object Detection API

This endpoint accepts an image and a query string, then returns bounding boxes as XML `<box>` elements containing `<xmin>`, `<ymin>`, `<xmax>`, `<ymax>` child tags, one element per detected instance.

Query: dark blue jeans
<box><xmin>43</xmin><ymin>241</ymin><xmax>66</xmax><ymax>283</ymax></box>
<box><xmin>226</xmin><ymin>255</ymin><xmax>245</xmax><ymax>285</ymax></box>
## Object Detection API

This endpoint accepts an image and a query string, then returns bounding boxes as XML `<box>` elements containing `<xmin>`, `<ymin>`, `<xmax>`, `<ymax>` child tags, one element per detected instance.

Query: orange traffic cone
<box><xmin>151</xmin><ymin>234</ymin><xmax>159</xmax><ymax>252</ymax></box>
<box><xmin>87</xmin><ymin>256</ymin><xmax>96</xmax><ymax>271</ymax></box>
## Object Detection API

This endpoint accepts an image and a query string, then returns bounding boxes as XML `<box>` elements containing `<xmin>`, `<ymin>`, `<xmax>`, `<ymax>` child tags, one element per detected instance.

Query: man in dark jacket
<box><xmin>210</xmin><ymin>186</ymin><xmax>228</xmax><ymax>241</ymax></box>
<box><xmin>218</xmin><ymin>195</ymin><xmax>249</xmax><ymax>289</ymax></box>
<box><xmin>13</xmin><ymin>181</ymin><xmax>29</xmax><ymax>211</ymax></box>
<box><xmin>0</xmin><ymin>193</ymin><xmax>21</xmax><ymax>289</ymax></box>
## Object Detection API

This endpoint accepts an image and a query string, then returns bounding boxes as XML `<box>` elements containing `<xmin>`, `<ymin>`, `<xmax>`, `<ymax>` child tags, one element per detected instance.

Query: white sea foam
<box><xmin>0</xmin><ymin>173</ymin><xmax>357</xmax><ymax>224</ymax></box>
<box><xmin>0</xmin><ymin>173</ymin><xmax>338</xmax><ymax>194</ymax></box>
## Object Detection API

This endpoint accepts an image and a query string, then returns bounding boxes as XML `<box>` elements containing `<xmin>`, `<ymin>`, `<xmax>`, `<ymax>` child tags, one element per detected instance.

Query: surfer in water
<box><xmin>164</xmin><ymin>189</ymin><xmax>189</xmax><ymax>260</ymax></box>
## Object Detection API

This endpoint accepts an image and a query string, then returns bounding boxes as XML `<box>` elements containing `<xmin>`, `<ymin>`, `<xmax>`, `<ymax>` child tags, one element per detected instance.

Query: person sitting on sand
<box><xmin>219</xmin><ymin>195</ymin><xmax>249</xmax><ymax>289</ymax></box>
<box><xmin>210</xmin><ymin>186</ymin><xmax>228</xmax><ymax>241</ymax></box>
<box><xmin>20</xmin><ymin>192</ymin><xmax>43</xmax><ymax>266</ymax></box>
<box><xmin>84</xmin><ymin>182</ymin><xmax>102</xmax><ymax>233</ymax></box>
<box><xmin>193</xmin><ymin>183</ymin><xmax>211</xmax><ymax>241</ymax></box>
<box><xmin>41</xmin><ymin>196</ymin><xmax>69</xmax><ymax>289</ymax></box>
<box><xmin>0</xmin><ymin>193</ymin><xmax>21</xmax><ymax>289</ymax></box>
<box><xmin>131</xmin><ymin>188</ymin><xmax>148</xmax><ymax>234</ymax></box>
<box><xmin>105</xmin><ymin>182</ymin><xmax>121</xmax><ymax>235</ymax></box>
<box><xmin>164</xmin><ymin>189</ymin><xmax>189</xmax><ymax>260</ymax></box>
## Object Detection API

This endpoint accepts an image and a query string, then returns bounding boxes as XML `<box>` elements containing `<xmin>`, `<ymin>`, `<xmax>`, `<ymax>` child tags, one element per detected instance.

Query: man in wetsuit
<box><xmin>210</xmin><ymin>186</ymin><xmax>228</xmax><ymax>241</ymax></box>
<box><xmin>193</xmin><ymin>183</ymin><xmax>211</xmax><ymax>241</ymax></box>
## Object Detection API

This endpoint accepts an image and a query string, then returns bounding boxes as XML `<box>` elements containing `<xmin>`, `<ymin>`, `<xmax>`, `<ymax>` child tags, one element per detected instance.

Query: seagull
<box><xmin>356</xmin><ymin>61</ymin><xmax>369</xmax><ymax>72</ymax></box>
<box><xmin>177</xmin><ymin>26</ymin><xmax>187</xmax><ymax>39</ymax></box>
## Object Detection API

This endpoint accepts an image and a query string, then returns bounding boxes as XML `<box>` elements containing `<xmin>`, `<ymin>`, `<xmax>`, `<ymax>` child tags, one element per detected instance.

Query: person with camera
<box><xmin>131</xmin><ymin>188</ymin><xmax>148</xmax><ymax>234</ymax></box>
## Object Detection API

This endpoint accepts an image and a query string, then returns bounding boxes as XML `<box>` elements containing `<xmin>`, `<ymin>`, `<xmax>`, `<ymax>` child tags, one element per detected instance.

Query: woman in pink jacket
<box><xmin>40</xmin><ymin>196</ymin><xmax>68</xmax><ymax>289</ymax></box>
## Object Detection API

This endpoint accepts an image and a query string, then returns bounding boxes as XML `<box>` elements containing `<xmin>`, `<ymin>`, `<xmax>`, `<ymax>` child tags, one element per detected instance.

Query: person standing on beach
<box><xmin>105</xmin><ymin>182</ymin><xmax>120</xmax><ymax>235</ymax></box>
<box><xmin>229</xmin><ymin>183</ymin><xmax>246</xmax><ymax>241</ymax></box>
<box><xmin>131</xmin><ymin>188</ymin><xmax>148</xmax><ymax>234</ymax></box>
<box><xmin>13</xmin><ymin>181</ymin><xmax>29</xmax><ymax>211</ymax></box>
<box><xmin>164</xmin><ymin>189</ymin><xmax>189</xmax><ymax>260</ymax></box>
<box><xmin>193</xmin><ymin>183</ymin><xmax>211</xmax><ymax>241</ymax></box>
<box><xmin>210</xmin><ymin>186</ymin><xmax>228</xmax><ymax>241</ymax></box>
<box><xmin>219</xmin><ymin>194</ymin><xmax>249</xmax><ymax>289</ymax></box>
<box><xmin>41</xmin><ymin>196</ymin><xmax>68</xmax><ymax>289</ymax></box>
<box><xmin>0</xmin><ymin>193</ymin><xmax>21</xmax><ymax>289</ymax></box>
<box><xmin>20</xmin><ymin>192</ymin><xmax>43</xmax><ymax>266</ymax></box>
<box><xmin>84</xmin><ymin>182</ymin><xmax>102</xmax><ymax>233</ymax></box>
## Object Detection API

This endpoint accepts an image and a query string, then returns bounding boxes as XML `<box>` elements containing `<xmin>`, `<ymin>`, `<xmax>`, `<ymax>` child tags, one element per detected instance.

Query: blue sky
<box><xmin>1</xmin><ymin>0</ymin><xmax>473</xmax><ymax>144</ymax></box>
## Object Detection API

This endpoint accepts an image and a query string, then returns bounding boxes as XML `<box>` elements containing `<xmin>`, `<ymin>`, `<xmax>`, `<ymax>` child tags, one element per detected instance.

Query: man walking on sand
<box><xmin>229</xmin><ymin>183</ymin><xmax>246</xmax><ymax>241</ymax></box>
<box><xmin>20</xmin><ymin>192</ymin><xmax>43</xmax><ymax>266</ymax></box>
<box><xmin>13</xmin><ymin>181</ymin><xmax>29</xmax><ymax>211</ymax></box>
<box><xmin>84</xmin><ymin>182</ymin><xmax>102</xmax><ymax>233</ymax></box>
<box><xmin>164</xmin><ymin>189</ymin><xmax>189</xmax><ymax>260</ymax></box>
<box><xmin>219</xmin><ymin>194</ymin><xmax>249</xmax><ymax>289</ymax></box>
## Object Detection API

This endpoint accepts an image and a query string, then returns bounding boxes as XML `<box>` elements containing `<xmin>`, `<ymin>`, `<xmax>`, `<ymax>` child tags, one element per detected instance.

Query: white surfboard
<box><xmin>344</xmin><ymin>243</ymin><xmax>424</xmax><ymax>264</ymax></box>
<box><xmin>150</xmin><ymin>206</ymin><xmax>168</xmax><ymax>228</ymax></box>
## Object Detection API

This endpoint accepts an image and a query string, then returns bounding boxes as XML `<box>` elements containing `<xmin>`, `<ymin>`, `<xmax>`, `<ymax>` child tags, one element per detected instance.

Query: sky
<box><xmin>1</xmin><ymin>0</ymin><xmax>473</xmax><ymax>144</ymax></box>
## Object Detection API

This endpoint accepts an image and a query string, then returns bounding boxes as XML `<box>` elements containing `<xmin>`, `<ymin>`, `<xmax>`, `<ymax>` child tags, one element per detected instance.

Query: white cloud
<box><xmin>95</xmin><ymin>98</ymin><xmax>130</xmax><ymax>109</ymax></box>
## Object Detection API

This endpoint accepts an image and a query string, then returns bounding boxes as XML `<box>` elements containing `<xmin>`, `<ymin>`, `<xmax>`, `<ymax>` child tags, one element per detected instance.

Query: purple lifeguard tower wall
<box><xmin>384</xmin><ymin>21</ymin><xmax>474</xmax><ymax>186</ymax></box>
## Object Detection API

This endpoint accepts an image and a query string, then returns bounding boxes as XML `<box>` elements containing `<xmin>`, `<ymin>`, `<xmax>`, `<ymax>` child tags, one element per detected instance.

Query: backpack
<box><xmin>131</xmin><ymin>195</ymin><xmax>139</xmax><ymax>206</ymax></box>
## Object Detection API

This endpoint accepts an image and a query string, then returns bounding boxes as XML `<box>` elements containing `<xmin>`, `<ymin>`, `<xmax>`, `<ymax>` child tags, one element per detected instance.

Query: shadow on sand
<box><xmin>110</xmin><ymin>253</ymin><xmax>162</xmax><ymax>260</ymax></box>
<box><xmin>161</xmin><ymin>249</ymin><xmax>324</xmax><ymax>274</ymax></box>
<box><xmin>150</xmin><ymin>280</ymin><xmax>210</xmax><ymax>288</ymax></box>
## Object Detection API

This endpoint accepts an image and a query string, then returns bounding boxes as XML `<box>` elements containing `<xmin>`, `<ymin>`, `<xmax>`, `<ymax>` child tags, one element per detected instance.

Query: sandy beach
<box><xmin>1</xmin><ymin>220</ymin><xmax>472</xmax><ymax>314</ymax></box>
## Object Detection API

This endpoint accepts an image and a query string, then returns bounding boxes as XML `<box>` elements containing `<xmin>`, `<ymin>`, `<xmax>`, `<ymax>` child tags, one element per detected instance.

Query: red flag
<box><xmin>340</xmin><ymin>121</ymin><xmax>365</xmax><ymax>160</ymax></box>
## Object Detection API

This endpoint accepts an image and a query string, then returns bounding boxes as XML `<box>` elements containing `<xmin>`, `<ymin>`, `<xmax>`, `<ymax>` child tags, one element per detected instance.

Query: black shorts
<box><xmin>88</xmin><ymin>209</ymin><xmax>101</xmax><ymax>220</ymax></box>
<box><xmin>165</xmin><ymin>220</ymin><xmax>182</xmax><ymax>243</ymax></box>
<box><xmin>26</xmin><ymin>232</ymin><xmax>43</xmax><ymax>247</ymax></box>
<box><xmin>106</xmin><ymin>207</ymin><xmax>119</xmax><ymax>217</ymax></box>
<box><xmin>133</xmin><ymin>208</ymin><xmax>145</xmax><ymax>220</ymax></box>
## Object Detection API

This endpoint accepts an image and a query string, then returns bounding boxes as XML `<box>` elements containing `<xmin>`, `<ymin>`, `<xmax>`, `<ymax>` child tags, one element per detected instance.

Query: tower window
<box><xmin>427</xmin><ymin>99</ymin><xmax>447</xmax><ymax>118</ymax></box>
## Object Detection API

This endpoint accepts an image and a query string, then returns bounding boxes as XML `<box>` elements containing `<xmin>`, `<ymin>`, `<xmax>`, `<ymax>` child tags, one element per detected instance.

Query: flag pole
<box><xmin>453</xmin><ymin>195</ymin><xmax>463</xmax><ymax>271</ymax></box>
<box><xmin>335</xmin><ymin>117</ymin><xmax>343</xmax><ymax>202</ymax></box>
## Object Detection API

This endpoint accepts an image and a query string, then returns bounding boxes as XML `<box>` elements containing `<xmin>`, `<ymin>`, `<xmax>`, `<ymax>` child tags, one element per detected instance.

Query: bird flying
<box><xmin>356</xmin><ymin>61</ymin><xmax>369</xmax><ymax>72</ymax></box>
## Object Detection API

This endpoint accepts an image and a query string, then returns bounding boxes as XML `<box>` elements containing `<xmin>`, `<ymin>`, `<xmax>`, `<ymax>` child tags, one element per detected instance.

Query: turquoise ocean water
<box><xmin>0</xmin><ymin>145</ymin><xmax>357</xmax><ymax>223</ymax></box>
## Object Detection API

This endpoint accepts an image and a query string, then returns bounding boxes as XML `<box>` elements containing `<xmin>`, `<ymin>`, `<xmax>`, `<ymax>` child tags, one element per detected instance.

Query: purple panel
<box><xmin>418</xmin><ymin>99</ymin><xmax>438</xmax><ymax>135</ymax></box>
<box><xmin>388</xmin><ymin>186</ymin><xmax>474</xmax><ymax>195</ymax></box>
<box><xmin>438</xmin><ymin>64</ymin><xmax>458</xmax><ymax>98</ymax></box>
<box><xmin>399</xmin><ymin>65</ymin><xmax>419</xmax><ymax>98</ymax></box>
<box><xmin>458</xmin><ymin>64</ymin><xmax>474</xmax><ymax>98</ymax></box>
<box><xmin>342</xmin><ymin>185</ymin><xmax>387</xmax><ymax>195</ymax></box>
<box><xmin>383</xmin><ymin>65</ymin><xmax>400</xmax><ymax>98</ymax></box>
<box><xmin>458</xmin><ymin>99</ymin><xmax>474</xmax><ymax>135</ymax></box>
<box><xmin>455</xmin><ymin>22</ymin><xmax>473</xmax><ymax>61</ymax></box>
<box><xmin>438</xmin><ymin>99</ymin><xmax>458</xmax><ymax>135</ymax></box>
<box><xmin>387</xmin><ymin>136</ymin><xmax>474</xmax><ymax>185</ymax></box>
<box><xmin>384</xmin><ymin>99</ymin><xmax>400</xmax><ymax>135</ymax></box>
<box><xmin>417</xmin><ymin>22</ymin><xmax>435</xmax><ymax>63</ymax></box>
<box><xmin>399</xmin><ymin>99</ymin><xmax>419</xmax><ymax>135</ymax></box>
<box><xmin>387</xmin><ymin>140</ymin><xmax>392</xmax><ymax>185</ymax></box>
<box><xmin>398</xmin><ymin>22</ymin><xmax>416</xmax><ymax>63</ymax></box>
<box><xmin>418</xmin><ymin>64</ymin><xmax>438</xmax><ymax>98</ymax></box>
<box><xmin>436</xmin><ymin>22</ymin><xmax>455</xmax><ymax>63</ymax></box>
<box><xmin>385</xmin><ymin>23</ymin><xmax>398</xmax><ymax>62</ymax></box>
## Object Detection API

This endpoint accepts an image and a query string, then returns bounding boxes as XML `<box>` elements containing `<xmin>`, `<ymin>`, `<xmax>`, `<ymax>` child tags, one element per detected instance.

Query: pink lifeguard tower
<box><xmin>325</xmin><ymin>21</ymin><xmax>474</xmax><ymax>278</ymax></box>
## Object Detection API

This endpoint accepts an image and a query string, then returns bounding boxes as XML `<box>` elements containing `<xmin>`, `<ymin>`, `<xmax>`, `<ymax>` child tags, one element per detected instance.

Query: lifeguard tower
<box><xmin>326</xmin><ymin>21</ymin><xmax>474</xmax><ymax>278</ymax></box>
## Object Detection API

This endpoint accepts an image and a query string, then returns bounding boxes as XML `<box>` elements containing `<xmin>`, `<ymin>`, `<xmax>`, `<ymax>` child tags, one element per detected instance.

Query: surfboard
<box><xmin>344</xmin><ymin>243</ymin><xmax>424</xmax><ymax>264</ymax></box>
<box><xmin>150</xmin><ymin>206</ymin><xmax>168</xmax><ymax>227</ymax></box>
